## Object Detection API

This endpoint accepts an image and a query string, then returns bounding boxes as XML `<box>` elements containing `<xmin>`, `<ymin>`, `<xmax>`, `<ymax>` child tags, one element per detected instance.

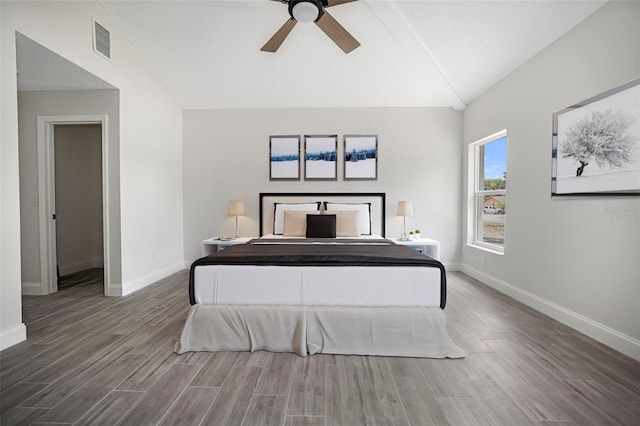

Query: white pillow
<box><xmin>324</xmin><ymin>202</ymin><xmax>371</xmax><ymax>235</ymax></box>
<box><xmin>283</xmin><ymin>210</ymin><xmax>321</xmax><ymax>236</ymax></box>
<box><xmin>273</xmin><ymin>202</ymin><xmax>321</xmax><ymax>235</ymax></box>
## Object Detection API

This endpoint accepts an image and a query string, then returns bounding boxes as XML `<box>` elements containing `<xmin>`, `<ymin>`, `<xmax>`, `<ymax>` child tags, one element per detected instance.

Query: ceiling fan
<box><xmin>261</xmin><ymin>0</ymin><xmax>360</xmax><ymax>54</ymax></box>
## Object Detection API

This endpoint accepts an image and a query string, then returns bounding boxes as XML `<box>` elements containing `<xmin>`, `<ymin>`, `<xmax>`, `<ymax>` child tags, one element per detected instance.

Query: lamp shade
<box><xmin>227</xmin><ymin>200</ymin><xmax>246</xmax><ymax>217</ymax></box>
<box><xmin>396</xmin><ymin>201</ymin><xmax>413</xmax><ymax>217</ymax></box>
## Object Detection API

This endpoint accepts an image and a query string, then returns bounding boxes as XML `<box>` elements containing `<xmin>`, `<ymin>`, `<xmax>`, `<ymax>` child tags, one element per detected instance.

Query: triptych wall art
<box><xmin>269</xmin><ymin>134</ymin><xmax>378</xmax><ymax>181</ymax></box>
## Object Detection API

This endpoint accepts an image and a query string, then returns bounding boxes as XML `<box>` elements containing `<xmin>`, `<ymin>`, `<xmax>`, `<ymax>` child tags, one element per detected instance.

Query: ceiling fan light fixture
<box><xmin>289</xmin><ymin>0</ymin><xmax>323</xmax><ymax>23</ymax></box>
<box><xmin>263</xmin><ymin>0</ymin><xmax>359</xmax><ymax>54</ymax></box>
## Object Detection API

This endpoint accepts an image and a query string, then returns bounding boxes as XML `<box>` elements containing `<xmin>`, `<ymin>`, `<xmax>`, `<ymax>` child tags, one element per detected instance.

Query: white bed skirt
<box><xmin>175</xmin><ymin>304</ymin><xmax>465</xmax><ymax>359</ymax></box>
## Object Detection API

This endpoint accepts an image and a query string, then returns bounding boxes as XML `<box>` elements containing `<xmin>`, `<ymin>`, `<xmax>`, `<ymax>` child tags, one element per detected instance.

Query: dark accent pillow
<box><xmin>306</xmin><ymin>214</ymin><xmax>336</xmax><ymax>238</ymax></box>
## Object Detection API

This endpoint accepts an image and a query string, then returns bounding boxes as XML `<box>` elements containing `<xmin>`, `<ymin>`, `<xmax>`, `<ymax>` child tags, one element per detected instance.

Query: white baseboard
<box><xmin>461</xmin><ymin>265</ymin><xmax>640</xmax><ymax>361</ymax></box>
<box><xmin>21</xmin><ymin>282</ymin><xmax>44</xmax><ymax>295</ymax></box>
<box><xmin>59</xmin><ymin>257</ymin><xmax>104</xmax><ymax>276</ymax></box>
<box><xmin>0</xmin><ymin>323</ymin><xmax>27</xmax><ymax>351</ymax></box>
<box><xmin>121</xmin><ymin>262</ymin><xmax>184</xmax><ymax>296</ymax></box>
<box><xmin>443</xmin><ymin>262</ymin><xmax>461</xmax><ymax>272</ymax></box>
<box><xmin>106</xmin><ymin>283</ymin><xmax>122</xmax><ymax>297</ymax></box>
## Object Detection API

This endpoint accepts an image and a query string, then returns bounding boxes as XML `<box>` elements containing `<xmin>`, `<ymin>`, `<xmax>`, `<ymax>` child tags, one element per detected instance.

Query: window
<box><xmin>469</xmin><ymin>130</ymin><xmax>507</xmax><ymax>253</ymax></box>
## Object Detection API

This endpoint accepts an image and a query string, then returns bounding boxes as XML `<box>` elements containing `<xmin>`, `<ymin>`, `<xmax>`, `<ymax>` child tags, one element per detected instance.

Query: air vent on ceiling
<box><xmin>92</xmin><ymin>18</ymin><xmax>111</xmax><ymax>60</ymax></box>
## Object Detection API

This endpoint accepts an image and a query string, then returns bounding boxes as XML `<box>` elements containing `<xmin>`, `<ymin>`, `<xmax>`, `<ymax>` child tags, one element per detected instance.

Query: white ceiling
<box><xmin>19</xmin><ymin>1</ymin><xmax>607</xmax><ymax>111</ymax></box>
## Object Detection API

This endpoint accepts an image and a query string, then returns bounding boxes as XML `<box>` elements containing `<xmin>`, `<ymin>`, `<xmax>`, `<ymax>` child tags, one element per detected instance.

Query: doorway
<box><xmin>54</xmin><ymin>124</ymin><xmax>104</xmax><ymax>290</ymax></box>
<box><xmin>37</xmin><ymin>115</ymin><xmax>111</xmax><ymax>295</ymax></box>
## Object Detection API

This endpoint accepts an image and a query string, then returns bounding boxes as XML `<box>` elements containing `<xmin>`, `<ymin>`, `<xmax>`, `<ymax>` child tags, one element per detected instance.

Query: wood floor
<box><xmin>1</xmin><ymin>271</ymin><xmax>638</xmax><ymax>425</ymax></box>
<box><xmin>57</xmin><ymin>268</ymin><xmax>104</xmax><ymax>290</ymax></box>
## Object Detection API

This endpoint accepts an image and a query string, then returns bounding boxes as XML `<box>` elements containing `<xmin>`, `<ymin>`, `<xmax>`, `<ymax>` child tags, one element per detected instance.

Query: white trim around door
<box><xmin>36</xmin><ymin>114</ymin><xmax>113</xmax><ymax>296</ymax></box>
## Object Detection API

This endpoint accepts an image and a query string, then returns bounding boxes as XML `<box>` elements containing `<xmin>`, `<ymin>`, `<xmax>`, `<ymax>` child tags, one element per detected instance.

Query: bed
<box><xmin>175</xmin><ymin>192</ymin><xmax>464</xmax><ymax>358</ymax></box>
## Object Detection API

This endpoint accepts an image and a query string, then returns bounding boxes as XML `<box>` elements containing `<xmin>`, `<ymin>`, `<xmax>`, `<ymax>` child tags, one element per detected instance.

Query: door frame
<box><xmin>37</xmin><ymin>114</ymin><xmax>111</xmax><ymax>295</ymax></box>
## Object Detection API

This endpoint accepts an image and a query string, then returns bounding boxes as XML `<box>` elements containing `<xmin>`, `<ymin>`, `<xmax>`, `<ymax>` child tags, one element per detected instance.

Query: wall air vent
<box><xmin>92</xmin><ymin>18</ymin><xmax>111</xmax><ymax>60</ymax></box>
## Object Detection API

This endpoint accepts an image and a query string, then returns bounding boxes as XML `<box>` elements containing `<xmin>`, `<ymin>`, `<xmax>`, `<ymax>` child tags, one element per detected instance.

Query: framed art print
<box><xmin>304</xmin><ymin>135</ymin><xmax>337</xmax><ymax>181</ymax></box>
<box><xmin>552</xmin><ymin>77</ymin><xmax>640</xmax><ymax>196</ymax></box>
<box><xmin>270</xmin><ymin>135</ymin><xmax>300</xmax><ymax>181</ymax></box>
<box><xmin>344</xmin><ymin>134</ymin><xmax>378</xmax><ymax>180</ymax></box>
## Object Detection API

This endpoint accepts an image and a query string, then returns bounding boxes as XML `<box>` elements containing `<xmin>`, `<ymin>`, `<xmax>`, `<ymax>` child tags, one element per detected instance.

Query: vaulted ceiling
<box><xmin>21</xmin><ymin>1</ymin><xmax>608</xmax><ymax>111</ymax></box>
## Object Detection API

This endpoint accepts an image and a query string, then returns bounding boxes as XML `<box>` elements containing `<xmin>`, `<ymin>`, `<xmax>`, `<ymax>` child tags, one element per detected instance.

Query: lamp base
<box><xmin>233</xmin><ymin>216</ymin><xmax>240</xmax><ymax>239</ymax></box>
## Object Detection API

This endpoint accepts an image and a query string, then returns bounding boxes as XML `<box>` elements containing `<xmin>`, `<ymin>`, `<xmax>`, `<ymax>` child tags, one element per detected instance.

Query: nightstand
<box><xmin>392</xmin><ymin>238</ymin><xmax>441</xmax><ymax>260</ymax></box>
<box><xmin>201</xmin><ymin>237</ymin><xmax>254</xmax><ymax>257</ymax></box>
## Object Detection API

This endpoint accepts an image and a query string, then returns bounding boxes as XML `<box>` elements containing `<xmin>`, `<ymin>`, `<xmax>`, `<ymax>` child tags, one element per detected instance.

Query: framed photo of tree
<box><xmin>552</xmin><ymin>77</ymin><xmax>640</xmax><ymax>196</ymax></box>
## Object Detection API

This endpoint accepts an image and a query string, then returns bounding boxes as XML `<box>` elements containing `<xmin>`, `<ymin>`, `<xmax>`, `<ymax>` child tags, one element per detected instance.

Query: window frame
<box><xmin>468</xmin><ymin>130</ymin><xmax>507</xmax><ymax>254</ymax></box>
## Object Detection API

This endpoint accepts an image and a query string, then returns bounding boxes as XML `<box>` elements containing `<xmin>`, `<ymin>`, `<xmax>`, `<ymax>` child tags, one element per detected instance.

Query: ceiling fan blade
<box><xmin>326</xmin><ymin>0</ymin><xmax>358</xmax><ymax>7</ymax></box>
<box><xmin>261</xmin><ymin>19</ymin><xmax>297</xmax><ymax>53</ymax></box>
<box><xmin>315</xmin><ymin>11</ymin><xmax>360</xmax><ymax>53</ymax></box>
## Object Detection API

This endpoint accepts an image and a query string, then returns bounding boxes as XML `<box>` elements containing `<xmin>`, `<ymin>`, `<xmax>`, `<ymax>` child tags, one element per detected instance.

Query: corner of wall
<box><xmin>0</xmin><ymin>323</ymin><xmax>27</xmax><ymax>351</ymax></box>
<box><xmin>21</xmin><ymin>282</ymin><xmax>43</xmax><ymax>296</ymax></box>
<box><xmin>443</xmin><ymin>262</ymin><xmax>462</xmax><ymax>272</ymax></box>
<box><xmin>106</xmin><ymin>283</ymin><xmax>123</xmax><ymax>297</ymax></box>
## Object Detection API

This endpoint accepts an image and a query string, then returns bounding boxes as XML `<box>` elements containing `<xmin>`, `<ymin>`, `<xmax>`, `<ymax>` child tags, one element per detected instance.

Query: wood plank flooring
<box><xmin>57</xmin><ymin>268</ymin><xmax>104</xmax><ymax>291</ymax></box>
<box><xmin>1</xmin><ymin>271</ymin><xmax>638</xmax><ymax>425</ymax></box>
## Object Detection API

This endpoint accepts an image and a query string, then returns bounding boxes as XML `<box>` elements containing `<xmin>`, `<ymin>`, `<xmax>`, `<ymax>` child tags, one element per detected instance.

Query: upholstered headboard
<box><xmin>259</xmin><ymin>192</ymin><xmax>386</xmax><ymax>237</ymax></box>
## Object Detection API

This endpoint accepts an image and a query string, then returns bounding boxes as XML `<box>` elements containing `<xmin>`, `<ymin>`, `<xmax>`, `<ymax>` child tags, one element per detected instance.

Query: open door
<box><xmin>54</xmin><ymin>124</ymin><xmax>104</xmax><ymax>290</ymax></box>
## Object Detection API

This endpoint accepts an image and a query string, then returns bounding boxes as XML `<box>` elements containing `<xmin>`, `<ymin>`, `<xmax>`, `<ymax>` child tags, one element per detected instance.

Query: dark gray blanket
<box><xmin>189</xmin><ymin>238</ymin><xmax>446</xmax><ymax>308</ymax></box>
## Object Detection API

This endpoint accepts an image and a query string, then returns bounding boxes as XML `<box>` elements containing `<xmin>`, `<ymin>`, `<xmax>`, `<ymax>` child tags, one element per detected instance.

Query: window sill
<box><xmin>466</xmin><ymin>243</ymin><xmax>504</xmax><ymax>256</ymax></box>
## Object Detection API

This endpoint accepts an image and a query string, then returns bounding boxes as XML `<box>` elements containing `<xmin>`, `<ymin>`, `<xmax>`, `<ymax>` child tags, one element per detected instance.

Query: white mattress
<box><xmin>192</xmin><ymin>264</ymin><xmax>442</xmax><ymax>307</ymax></box>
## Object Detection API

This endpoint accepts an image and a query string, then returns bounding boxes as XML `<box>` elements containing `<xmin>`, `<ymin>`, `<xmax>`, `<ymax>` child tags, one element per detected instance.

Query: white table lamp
<box><xmin>227</xmin><ymin>200</ymin><xmax>246</xmax><ymax>239</ymax></box>
<box><xmin>396</xmin><ymin>201</ymin><xmax>413</xmax><ymax>239</ymax></box>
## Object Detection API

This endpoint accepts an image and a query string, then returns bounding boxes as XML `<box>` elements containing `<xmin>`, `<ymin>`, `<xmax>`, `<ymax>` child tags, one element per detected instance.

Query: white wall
<box><xmin>183</xmin><ymin>107</ymin><xmax>463</xmax><ymax>267</ymax></box>
<box><xmin>54</xmin><ymin>124</ymin><xmax>104</xmax><ymax>276</ymax></box>
<box><xmin>0</xmin><ymin>2</ymin><xmax>25</xmax><ymax>351</ymax></box>
<box><xmin>462</xmin><ymin>1</ymin><xmax>640</xmax><ymax>359</ymax></box>
<box><xmin>18</xmin><ymin>90</ymin><xmax>121</xmax><ymax>293</ymax></box>
<box><xmin>1</xmin><ymin>1</ymin><xmax>183</xmax><ymax>350</ymax></box>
